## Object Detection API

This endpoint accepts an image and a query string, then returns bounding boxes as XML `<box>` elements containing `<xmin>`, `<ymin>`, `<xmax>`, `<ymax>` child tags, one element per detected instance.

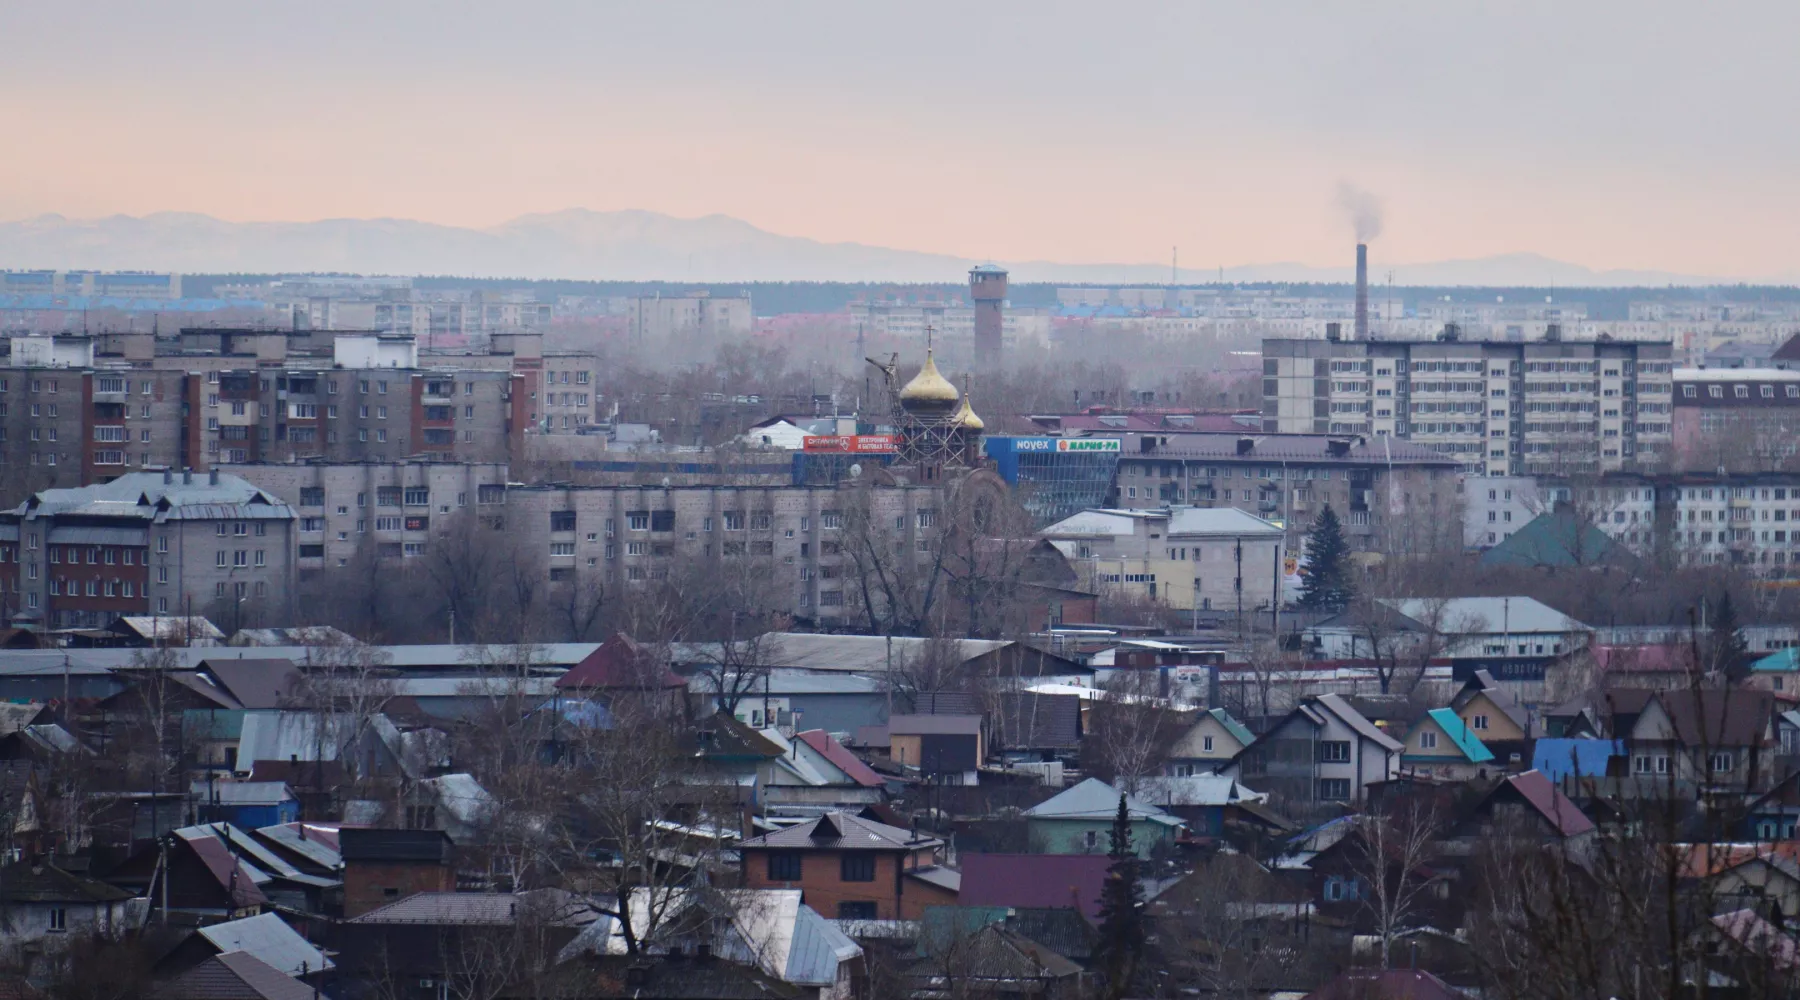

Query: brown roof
<box><xmin>1496</xmin><ymin>770</ymin><xmax>1595</xmax><ymax>838</ymax></box>
<box><xmin>959</xmin><ymin>853</ymin><xmax>1111</xmax><ymax>922</ymax></box>
<box><xmin>1653</xmin><ymin>688</ymin><xmax>1776</xmax><ymax>747</ymax></box>
<box><xmin>796</xmin><ymin>730</ymin><xmax>884</xmax><ymax>788</ymax></box>
<box><xmin>196</xmin><ymin>659</ymin><xmax>303</xmax><ymax>710</ymax></box>
<box><xmin>156</xmin><ymin>952</ymin><xmax>316</xmax><ymax>1000</ymax></box>
<box><xmin>737</xmin><ymin>812</ymin><xmax>941</xmax><ymax>852</ymax></box>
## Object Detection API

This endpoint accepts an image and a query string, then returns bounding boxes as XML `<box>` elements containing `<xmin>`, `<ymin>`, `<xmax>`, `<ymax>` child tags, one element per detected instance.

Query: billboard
<box><xmin>803</xmin><ymin>434</ymin><xmax>899</xmax><ymax>453</ymax></box>
<box><xmin>1004</xmin><ymin>437</ymin><xmax>1121</xmax><ymax>453</ymax></box>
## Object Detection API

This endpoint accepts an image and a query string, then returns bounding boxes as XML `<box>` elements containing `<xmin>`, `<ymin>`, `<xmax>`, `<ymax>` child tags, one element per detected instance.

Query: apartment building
<box><xmin>0</xmin><ymin>470</ymin><xmax>297</xmax><ymax>629</ymax></box>
<box><xmin>627</xmin><ymin>292</ymin><xmax>753</xmax><ymax>343</ymax></box>
<box><xmin>1038</xmin><ymin>506</ymin><xmax>1284</xmax><ymax>613</ymax></box>
<box><xmin>1670</xmin><ymin>367</ymin><xmax>1800</xmax><ymax>472</ymax></box>
<box><xmin>1105</xmin><ymin>431</ymin><xmax>1464</xmax><ymax>553</ymax></box>
<box><xmin>220</xmin><ymin>461</ymin><xmax>508</xmax><ymax>573</ymax></box>
<box><xmin>504</xmin><ymin>483</ymin><xmax>947</xmax><ymax>623</ymax></box>
<box><xmin>1260</xmin><ymin>331</ymin><xmax>1676</xmax><ymax>478</ymax></box>
<box><xmin>0</xmin><ymin>330</ymin><xmax>591</xmax><ymax>506</ymax></box>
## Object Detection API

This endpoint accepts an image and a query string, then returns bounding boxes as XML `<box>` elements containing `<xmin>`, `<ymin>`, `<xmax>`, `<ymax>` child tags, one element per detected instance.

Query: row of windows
<box><xmin>1681</xmin><ymin>383</ymin><xmax>1800</xmax><ymax>399</ymax></box>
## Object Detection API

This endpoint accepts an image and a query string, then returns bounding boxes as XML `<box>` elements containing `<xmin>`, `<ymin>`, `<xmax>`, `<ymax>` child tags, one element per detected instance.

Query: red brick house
<box><xmin>738</xmin><ymin>812</ymin><xmax>956</xmax><ymax>920</ymax></box>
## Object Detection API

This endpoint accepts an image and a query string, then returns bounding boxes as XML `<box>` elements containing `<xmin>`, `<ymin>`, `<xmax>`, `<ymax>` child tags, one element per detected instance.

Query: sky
<box><xmin>4</xmin><ymin>2</ymin><xmax>1800</xmax><ymax>277</ymax></box>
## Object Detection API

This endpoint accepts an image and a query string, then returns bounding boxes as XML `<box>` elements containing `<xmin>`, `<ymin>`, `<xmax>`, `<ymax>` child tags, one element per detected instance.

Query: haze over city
<box><xmin>8</xmin><ymin>2</ymin><xmax>1800</xmax><ymax>281</ymax></box>
<box><xmin>7</xmin><ymin>7</ymin><xmax>1800</xmax><ymax>1000</ymax></box>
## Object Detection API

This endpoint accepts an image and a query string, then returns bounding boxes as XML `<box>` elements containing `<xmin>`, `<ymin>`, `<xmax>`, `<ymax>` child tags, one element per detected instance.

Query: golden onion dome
<box><xmin>953</xmin><ymin>387</ymin><xmax>985</xmax><ymax>431</ymax></box>
<box><xmin>897</xmin><ymin>350</ymin><xmax>960</xmax><ymax>410</ymax></box>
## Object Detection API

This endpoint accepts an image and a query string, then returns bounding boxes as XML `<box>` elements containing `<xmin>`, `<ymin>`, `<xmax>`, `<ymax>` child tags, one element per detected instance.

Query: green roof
<box><xmin>1207</xmin><ymin>708</ymin><xmax>1254</xmax><ymax>747</ymax></box>
<box><xmin>1478</xmin><ymin>509</ymin><xmax>1638</xmax><ymax>570</ymax></box>
<box><xmin>1417</xmin><ymin>708</ymin><xmax>1494</xmax><ymax>764</ymax></box>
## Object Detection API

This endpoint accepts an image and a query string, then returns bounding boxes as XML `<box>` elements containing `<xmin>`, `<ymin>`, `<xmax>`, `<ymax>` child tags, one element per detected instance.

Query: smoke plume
<box><xmin>1335</xmin><ymin>181</ymin><xmax>1385</xmax><ymax>243</ymax></box>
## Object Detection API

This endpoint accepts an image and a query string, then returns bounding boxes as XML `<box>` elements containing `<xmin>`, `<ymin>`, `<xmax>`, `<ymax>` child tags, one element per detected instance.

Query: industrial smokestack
<box><xmin>1354</xmin><ymin>243</ymin><xmax>1369</xmax><ymax>341</ymax></box>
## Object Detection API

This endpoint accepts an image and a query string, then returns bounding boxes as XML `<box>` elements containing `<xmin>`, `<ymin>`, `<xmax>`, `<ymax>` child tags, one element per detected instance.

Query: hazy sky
<box><xmin>5</xmin><ymin>2</ymin><xmax>1800</xmax><ymax>275</ymax></box>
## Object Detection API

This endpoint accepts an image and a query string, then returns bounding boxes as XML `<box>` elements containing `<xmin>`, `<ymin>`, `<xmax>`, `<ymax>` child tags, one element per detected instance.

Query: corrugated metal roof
<box><xmin>196</xmin><ymin>912</ymin><xmax>333</xmax><ymax>975</ymax></box>
<box><xmin>1023</xmin><ymin>777</ymin><xmax>1181</xmax><ymax>825</ymax></box>
<box><xmin>187</xmin><ymin>782</ymin><xmax>294</xmax><ymax>806</ymax></box>
<box><xmin>165</xmin><ymin>952</ymin><xmax>318</xmax><ymax>1000</ymax></box>
<box><xmin>45</xmin><ymin>526</ymin><xmax>145</xmax><ymax>546</ymax></box>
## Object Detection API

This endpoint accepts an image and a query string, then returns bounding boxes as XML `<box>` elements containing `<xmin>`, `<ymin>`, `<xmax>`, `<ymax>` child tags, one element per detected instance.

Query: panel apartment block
<box><xmin>1261</xmin><ymin>335</ymin><xmax>1675</xmax><ymax>477</ymax></box>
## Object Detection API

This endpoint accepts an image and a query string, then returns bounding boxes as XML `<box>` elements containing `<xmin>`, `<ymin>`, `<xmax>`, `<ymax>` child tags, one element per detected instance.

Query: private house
<box><xmin>1749</xmin><ymin>647</ymin><xmax>1800</xmax><ymax>698</ymax></box>
<box><xmin>153</xmin><ymin>911</ymin><xmax>333</xmax><ymax>980</ymax></box>
<box><xmin>554</xmin><ymin>632</ymin><xmax>688</xmax><ymax>715</ymax></box>
<box><xmin>1222</xmin><ymin>693</ymin><xmax>1402</xmax><ymax>808</ymax></box>
<box><xmin>155</xmin><ymin>952</ymin><xmax>318</xmax><ymax>1000</ymax></box>
<box><xmin>737</xmin><ymin>812</ymin><xmax>953</xmax><ymax>921</ymax></box>
<box><xmin>695</xmin><ymin>669</ymin><xmax>887</xmax><ymax>734</ymax></box>
<box><xmin>957</xmin><ymin>853</ymin><xmax>1112</xmax><ymax>923</ymax></box>
<box><xmin>1399</xmin><ymin>709</ymin><xmax>1496</xmax><ymax>782</ymax></box>
<box><xmin>904</xmin><ymin>923</ymin><xmax>1087</xmax><ymax>1000</ymax></box>
<box><xmin>338</xmin><ymin>828</ymin><xmax>455</xmax><ymax>918</ymax></box>
<box><xmin>1452</xmin><ymin>770</ymin><xmax>1595</xmax><ymax>843</ymax></box>
<box><xmin>1745</xmin><ymin>771</ymin><xmax>1800</xmax><ymax>840</ymax></box>
<box><xmin>190</xmin><ymin>780</ymin><xmax>300</xmax><ymax>828</ymax></box>
<box><xmin>342</xmin><ymin>890</ymin><xmax>601</xmax><ymax>994</ymax></box>
<box><xmin>1130</xmin><ymin>774</ymin><xmax>1275</xmax><ymax>839</ymax></box>
<box><xmin>1625</xmin><ymin>688</ymin><xmax>1777</xmax><ymax>792</ymax></box>
<box><xmin>759</xmin><ymin>729</ymin><xmax>887</xmax><ymax>814</ymax></box>
<box><xmin>1449</xmin><ymin>670</ymin><xmax>1530</xmax><ymax>746</ymax></box>
<box><xmin>1164</xmin><ymin>707</ymin><xmax>1254</xmax><ymax>775</ymax></box>
<box><xmin>0</xmin><ymin>859</ymin><xmax>136</xmax><ymax>951</ymax></box>
<box><xmin>103</xmin><ymin>827</ymin><xmax>267</xmax><ymax>919</ymax></box>
<box><xmin>564</xmin><ymin>887</ymin><xmax>864</xmax><ymax>1000</ymax></box>
<box><xmin>887</xmin><ymin>715</ymin><xmax>984</xmax><ymax>780</ymax></box>
<box><xmin>1022</xmin><ymin>778</ymin><xmax>1183</xmax><ymax>857</ymax></box>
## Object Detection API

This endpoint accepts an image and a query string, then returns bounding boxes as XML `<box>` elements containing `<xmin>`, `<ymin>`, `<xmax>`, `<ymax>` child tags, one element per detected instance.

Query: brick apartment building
<box><xmin>0</xmin><ymin>329</ymin><xmax>597</xmax><ymax>508</ymax></box>
<box><xmin>0</xmin><ymin>469</ymin><xmax>297</xmax><ymax>629</ymax></box>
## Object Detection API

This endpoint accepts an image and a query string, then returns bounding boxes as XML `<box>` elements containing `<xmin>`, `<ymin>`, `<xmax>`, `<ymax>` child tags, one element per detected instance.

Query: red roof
<box><xmin>797</xmin><ymin>730</ymin><xmax>884</xmax><ymax>788</ymax></box>
<box><xmin>958</xmin><ymin>853</ymin><xmax>1112</xmax><ymax>923</ymax></box>
<box><xmin>1502</xmin><ymin>770</ymin><xmax>1595</xmax><ymax>838</ymax></box>
<box><xmin>184</xmin><ymin>834</ymin><xmax>269</xmax><ymax>909</ymax></box>
<box><xmin>555</xmin><ymin>634</ymin><xmax>686</xmax><ymax>691</ymax></box>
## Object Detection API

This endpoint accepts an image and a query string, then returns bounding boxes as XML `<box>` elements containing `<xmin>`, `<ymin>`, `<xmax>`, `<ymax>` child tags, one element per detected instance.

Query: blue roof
<box><xmin>1419</xmin><ymin>708</ymin><xmax>1494</xmax><ymax>763</ymax></box>
<box><xmin>1753</xmin><ymin>648</ymin><xmax>1800</xmax><ymax>672</ymax></box>
<box><xmin>1532</xmin><ymin>739</ymin><xmax>1623</xmax><ymax>781</ymax></box>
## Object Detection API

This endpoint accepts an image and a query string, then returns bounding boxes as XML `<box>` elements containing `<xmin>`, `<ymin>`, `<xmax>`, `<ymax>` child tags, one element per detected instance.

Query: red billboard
<box><xmin>803</xmin><ymin>434</ymin><xmax>899</xmax><ymax>453</ymax></box>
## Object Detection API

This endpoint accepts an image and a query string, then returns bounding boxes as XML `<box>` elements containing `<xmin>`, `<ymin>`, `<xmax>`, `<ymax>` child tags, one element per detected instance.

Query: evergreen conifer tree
<box><xmin>1299</xmin><ymin>503</ymin><xmax>1353</xmax><ymax>610</ymax></box>
<box><xmin>1095</xmin><ymin>793</ymin><xmax>1146</xmax><ymax>1000</ymax></box>
<box><xmin>1710</xmin><ymin>590</ymin><xmax>1752</xmax><ymax>680</ymax></box>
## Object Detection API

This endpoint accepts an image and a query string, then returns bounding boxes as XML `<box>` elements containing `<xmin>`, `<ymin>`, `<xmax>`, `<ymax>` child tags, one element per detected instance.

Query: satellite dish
<box><xmin>661</xmin><ymin>477</ymin><xmax>671</xmax><ymax>488</ymax></box>
<box><xmin>849</xmin><ymin>463</ymin><xmax>863</xmax><ymax>479</ymax></box>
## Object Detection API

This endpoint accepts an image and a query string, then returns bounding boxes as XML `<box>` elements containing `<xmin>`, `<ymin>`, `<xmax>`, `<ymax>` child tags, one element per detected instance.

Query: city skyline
<box><xmin>7</xmin><ymin>2</ymin><xmax>1800</xmax><ymax>280</ymax></box>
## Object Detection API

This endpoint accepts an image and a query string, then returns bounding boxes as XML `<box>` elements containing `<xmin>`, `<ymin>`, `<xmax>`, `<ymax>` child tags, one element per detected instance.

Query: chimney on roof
<box><xmin>1545</xmin><ymin>323</ymin><xmax>1562</xmax><ymax>343</ymax></box>
<box><xmin>1325</xmin><ymin>321</ymin><xmax>1342</xmax><ymax>342</ymax></box>
<box><xmin>182</xmin><ymin>468</ymin><xmax>192</xmax><ymax>485</ymax></box>
<box><xmin>209</xmin><ymin>469</ymin><xmax>219</xmax><ymax>486</ymax></box>
<box><xmin>163</xmin><ymin>469</ymin><xmax>173</xmax><ymax>485</ymax></box>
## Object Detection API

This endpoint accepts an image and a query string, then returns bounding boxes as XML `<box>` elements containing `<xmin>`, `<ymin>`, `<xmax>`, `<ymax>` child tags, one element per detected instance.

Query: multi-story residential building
<box><xmin>1260</xmin><ymin>330</ymin><xmax>1676</xmax><ymax>477</ymax></box>
<box><xmin>219</xmin><ymin>461</ymin><xmax>508</xmax><ymax>574</ymax></box>
<box><xmin>502</xmin><ymin>483</ymin><xmax>950</xmax><ymax>625</ymax></box>
<box><xmin>0</xmin><ymin>330</ymin><xmax>592</xmax><ymax>507</ymax></box>
<box><xmin>1104</xmin><ymin>431</ymin><xmax>1464</xmax><ymax>553</ymax></box>
<box><xmin>2</xmin><ymin>271</ymin><xmax>182</xmax><ymax>299</ymax></box>
<box><xmin>627</xmin><ymin>292</ymin><xmax>753</xmax><ymax>344</ymax></box>
<box><xmin>1464</xmin><ymin>475</ymin><xmax>1548</xmax><ymax>548</ymax></box>
<box><xmin>0</xmin><ymin>470</ymin><xmax>297</xmax><ymax>629</ymax></box>
<box><xmin>1671</xmin><ymin>367</ymin><xmax>1800</xmax><ymax>472</ymax></box>
<box><xmin>1038</xmin><ymin>506</ymin><xmax>1283</xmax><ymax>614</ymax></box>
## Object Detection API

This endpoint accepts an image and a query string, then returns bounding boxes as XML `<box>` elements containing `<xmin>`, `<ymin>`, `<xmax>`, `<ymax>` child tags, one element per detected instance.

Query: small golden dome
<box><xmin>898</xmin><ymin>350</ymin><xmax>960</xmax><ymax>409</ymax></box>
<box><xmin>953</xmin><ymin>386</ymin><xmax>985</xmax><ymax>431</ymax></box>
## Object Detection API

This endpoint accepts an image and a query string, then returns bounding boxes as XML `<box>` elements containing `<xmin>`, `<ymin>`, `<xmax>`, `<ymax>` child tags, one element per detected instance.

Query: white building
<box><xmin>1039</xmin><ymin>506</ymin><xmax>1284</xmax><ymax>613</ymax></box>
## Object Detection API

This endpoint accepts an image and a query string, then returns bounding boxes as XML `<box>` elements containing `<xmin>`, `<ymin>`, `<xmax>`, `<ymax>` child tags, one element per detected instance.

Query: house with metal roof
<box><xmin>1164</xmin><ymin>707</ymin><xmax>1255</xmax><ymax>775</ymax></box>
<box><xmin>155</xmin><ymin>911</ymin><xmax>333</xmax><ymax>979</ymax></box>
<box><xmin>758</xmin><ymin>729</ymin><xmax>886</xmax><ymax>814</ymax></box>
<box><xmin>738</xmin><ymin>813</ymin><xmax>952</xmax><ymax>921</ymax></box>
<box><xmin>1399</xmin><ymin>708</ymin><xmax>1497</xmax><ymax>781</ymax></box>
<box><xmin>1039</xmin><ymin>506</ymin><xmax>1284</xmax><ymax>613</ymax></box>
<box><xmin>155</xmin><ymin>951</ymin><xmax>320</xmax><ymax>1000</ymax></box>
<box><xmin>1022</xmin><ymin>777</ymin><xmax>1184</xmax><ymax>857</ymax></box>
<box><xmin>1220</xmin><ymin>693</ymin><xmax>1402</xmax><ymax>809</ymax></box>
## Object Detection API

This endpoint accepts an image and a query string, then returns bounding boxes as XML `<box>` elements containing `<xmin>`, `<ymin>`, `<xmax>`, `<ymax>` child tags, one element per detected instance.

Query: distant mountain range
<box><xmin>0</xmin><ymin>209</ymin><xmax>1768</xmax><ymax>287</ymax></box>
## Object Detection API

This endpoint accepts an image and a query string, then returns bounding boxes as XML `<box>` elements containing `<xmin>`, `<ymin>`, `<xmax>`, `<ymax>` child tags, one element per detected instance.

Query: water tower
<box><xmin>969</xmin><ymin>264</ymin><xmax>1008</xmax><ymax>371</ymax></box>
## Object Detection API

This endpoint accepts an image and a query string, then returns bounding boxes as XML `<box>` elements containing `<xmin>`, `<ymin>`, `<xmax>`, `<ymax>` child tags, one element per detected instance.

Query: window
<box><xmin>1319</xmin><ymin>741</ymin><xmax>1351</xmax><ymax>763</ymax></box>
<box><xmin>551</xmin><ymin>543</ymin><xmax>576</xmax><ymax>556</ymax></box>
<box><xmin>840</xmin><ymin>854</ymin><xmax>876</xmax><ymax>882</ymax></box>
<box><xmin>627</xmin><ymin>511</ymin><xmax>651</xmax><ymax>531</ymax></box>
<box><xmin>215</xmin><ymin>551</ymin><xmax>227</xmax><ymax>568</ymax></box>
<box><xmin>724</xmin><ymin>511</ymin><xmax>744</xmax><ymax>531</ymax></box>
<box><xmin>837</xmin><ymin>902</ymin><xmax>878</xmax><ymax>920</ymax></box>
<box><xmin>1323</xmin><ymin>876</ymin><xmax>1361</xmax><ymax>901</ymax></box>
<box><xmin>1711</xmin><ymin>752</ymin><xmax>1735</xmax><ymax>773</ymax></box>
<box><xmin>1083</xmin><ymin>830</ymin><xmax>1099</xmax><ymax>850</ymax></box>
<box><xmin>301</xmin><ymin>517</ymin><xmax>324</xmax><ymax>532</ymax></box>
<box><xmin>1471</xmin><ymin>714</ymin><xmax>1488</xmax><ymax>730</ymax></box>
<box><xmin>1318</xmin><ymin>778</ymin><xmax>1352</xmax><ymax>801</ymax></box>
<box><xmin>1419</xmin><ymin>730</ymin><xmax>1438</xmax><ymax>749</ymax></box>
<box><xmin>254</xmin><ymin>550</ymin><xmax>265</xmax><ymax>567</ymax></box>
<box><xmin>551</xmin><ymin>510</ymin><xmax>577</xmax><ymax>531</ymax></box>
<box><xmin>766</xmin><ymin>852</ymin><xmax>802</xmax><ymax>881</ymax></box>
<box><xmin>1633</xmin><ymin>754</ymin><xmax>1671</xmax><ymax>775</ymax></box>
<box><xmin>651</xmin><ymin>510</ymin><xmax>676</xmax><ymax>532</ymax></box>
<box><xmin>299</xmin><ymin>544</ymin><xmax>325</xmax><ymax>558</ymax></box>
<box><xmin>917</xmin><ymin>509</ymin><xmax>937</xmax><ymax>528</ymax></box>
<box><xmin>47</xmin><ymin>908</ymin><xmax>65</xmax><ymax>932</ymax></box>
<box><xmin>403</xmin><ymin>486</ymin><xmax>430</xmax><ymax>506</ymax></box>
<box><xmin>1202</xmin><ymin>735</ymin><xmax>1214</xmax><ymax>752</ymax></box>
<box><xmin>377</xmin><ymin>487</ymin><xmax>402</xmax><ymax>507</ymax></box>
<box><xmin>233</xmin><ymin>550</ymin><xmax>248</xmax><ymax>567</ymax></box>
<box><xmin>158</xmin><ymin>535</ymin><xmax>168</xmax><ymax>554</ymax></box>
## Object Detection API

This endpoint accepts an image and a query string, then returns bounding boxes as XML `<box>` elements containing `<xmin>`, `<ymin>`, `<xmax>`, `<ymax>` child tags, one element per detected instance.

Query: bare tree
<box><xmin>1083</xmin><ymin>672</ymin><xmax>1183</xmax><ymax>797</ymax></box>
<box><xmin>1345</xmin><ymin>796</ymin><xmax>1442</xmax><ymax>970</ymax></box>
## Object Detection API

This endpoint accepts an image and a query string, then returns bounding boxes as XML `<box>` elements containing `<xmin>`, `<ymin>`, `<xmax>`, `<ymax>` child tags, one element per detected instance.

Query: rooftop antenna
<box><xmin>1171</xmin><ymin>246</ymin><xmax>1178</xmax><ymax>286</ymax></box>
